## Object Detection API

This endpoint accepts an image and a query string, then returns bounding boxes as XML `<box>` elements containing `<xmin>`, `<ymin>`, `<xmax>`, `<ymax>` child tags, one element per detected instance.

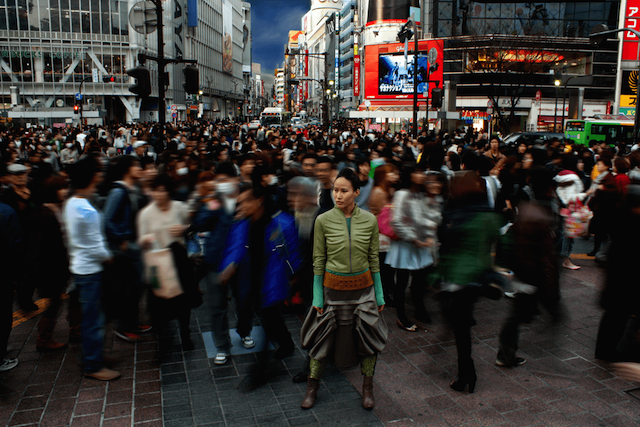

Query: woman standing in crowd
<box><xmin>368</xmin><ymin>164</ymin><xmax>400</xmax><ymax>306</ymax></box>
<box><xmin>554</xmin><ymin>156</ymin><xmax>587</xmax><ymax>270</ymax></box>
<box><xmin>386</xmin><ymin>165</ymin><xmax>440</xmax><ymax>331</ymax></box>
<box><xmin>301</xmin><ymin>168</ymin><xmax>387</xmax><ymax>410</ymax></box>
<box><xmin>33</xmin><ymin>175</ymin><xmax>71</xmax><ymax>352</ymax></box>
<box><xmin>137</xmin><ymin>174</ymin><xmax>196</xmax><ymax>352</ymax></box>
<box><xmin>439</xmin><ymin>166</ymin><xmax>500</xmax><ymax>393</ymax></box>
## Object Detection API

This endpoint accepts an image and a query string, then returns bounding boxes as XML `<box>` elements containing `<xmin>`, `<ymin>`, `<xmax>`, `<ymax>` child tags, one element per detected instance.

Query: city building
<box><xmin>291</xmin><ymin>0</ymin><xmax>621</xmax><ymax>134</ymax></box>
<box><xmin>299</xmin><ymin>0</ymin><xmax>342</xmax><ymax>122</ymax></box>
<box><xmin>0</xmin><ymin>0</ymin><xmax>250</xmax><ymax>125</ymax></box>
<box><xmin>275</xmin><ymin>67</ymin><xmax>285</xmax><ymax>106</ymax></box>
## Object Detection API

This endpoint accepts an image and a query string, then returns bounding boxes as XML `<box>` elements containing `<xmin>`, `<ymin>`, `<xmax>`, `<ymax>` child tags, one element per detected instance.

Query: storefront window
<box><xmin>0</xmin><ymin>0</ymin><xmax>7</xmax><ymax>31</ymax></box>
<box><xmin>43</xmin><ymin>53</ymin><xmax>54</xmax><ymax>82</ymax></box>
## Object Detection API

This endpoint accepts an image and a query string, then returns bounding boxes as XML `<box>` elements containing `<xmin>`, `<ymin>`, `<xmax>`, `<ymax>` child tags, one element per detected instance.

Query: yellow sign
<box><xmin>621</xmin><ymin>94</ymin><xmax>637</xmax><ymax>107</ymax></box>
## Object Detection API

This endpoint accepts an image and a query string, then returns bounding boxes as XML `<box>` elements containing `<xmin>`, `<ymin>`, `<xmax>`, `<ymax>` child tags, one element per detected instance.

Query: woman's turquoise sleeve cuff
<box><xmin>313</xmin><ymin>275</ymin><xmax>324</xmax><ymax>308</ymax></box>
<box><xmin>372</xmin><ymin>272</ymin><xmax>385</xmax><ymax>306</ymax></box>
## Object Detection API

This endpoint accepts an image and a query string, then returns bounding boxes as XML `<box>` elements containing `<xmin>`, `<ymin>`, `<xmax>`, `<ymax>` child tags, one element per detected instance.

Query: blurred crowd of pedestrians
<box><xmin>0</xmin><ymin>120</ymin><xmax>639</xmax><ymax>409</ymax></box>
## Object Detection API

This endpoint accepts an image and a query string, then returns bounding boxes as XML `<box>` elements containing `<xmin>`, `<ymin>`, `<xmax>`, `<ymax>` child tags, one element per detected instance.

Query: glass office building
<box><xmin>0</xmin><ymin>0</ymin><xmax>248</xmax><ymax>125</ymax></box>
<box><xmin>432</xmin><ymin>1</ymin><xmax>621</xmax><ymax>132</ymax></box>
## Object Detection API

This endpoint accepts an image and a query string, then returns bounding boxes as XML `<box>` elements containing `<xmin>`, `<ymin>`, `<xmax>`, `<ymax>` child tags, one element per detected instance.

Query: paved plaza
<box><xmin>2</xmin><ymin>241</ymin><xmax>640</xmax><ymax>426</ymax></box>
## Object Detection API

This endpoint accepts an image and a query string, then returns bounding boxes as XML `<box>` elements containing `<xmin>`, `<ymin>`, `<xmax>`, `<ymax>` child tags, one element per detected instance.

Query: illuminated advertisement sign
<box><xmin>354</xmin><ymin>53</ymin><xmax>361</xmax><ymax>96</ymax></box>
<box><xmin>364</xmin><ymin>40</ymin><xmax>444</xmax><ymax>100</ymax></box>
<box><xmin>623</xmin><ymin>0</ymin><xmax>640</xmax><ymax>61</ymax></box>
<box><xmin>620</xmin><ymin>70</ymin><xmax>638</xmax><ymax>115</ymax></box>
<box><xmin>378</xmin><ymin>53</ymin><xmax>429</xmax><ymax>95</ymax></box>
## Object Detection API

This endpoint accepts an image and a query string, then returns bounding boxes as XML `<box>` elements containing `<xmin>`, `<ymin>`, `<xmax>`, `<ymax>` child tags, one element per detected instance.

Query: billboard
<box><xmin>366</xmin><ymin>0</ymin><xmax>420</xmax><ymax>27</ymax></box>
<box><xmin>364</xmin><ymin>40</ymin><xmax>444</xmax><ymax>100</ymax></box>
<box><xmin>620</xmin><ymin>70</ymin><xmax>638</xmax><ymax>116</ymax></box>
<box><xmin>222</xmin><ymin>0</ymin><xmax>233</xmax><ymax>74</ymax></box>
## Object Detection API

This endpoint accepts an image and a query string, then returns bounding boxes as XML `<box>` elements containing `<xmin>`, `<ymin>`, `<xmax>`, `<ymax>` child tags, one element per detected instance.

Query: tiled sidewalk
<box><xmin>2</xmin><ymin>247</ymin><xmax>640</xmax><ymax>426</ymax></box>
<box><xmin>0</xmin><ymin>317</ymin><xmax>163</xmax><ymax>427</ymax></box>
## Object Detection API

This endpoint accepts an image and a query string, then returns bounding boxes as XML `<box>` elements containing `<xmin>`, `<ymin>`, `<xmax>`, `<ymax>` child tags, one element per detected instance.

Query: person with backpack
<box><xmin>102</xmin><ymin>156</ymin><xmax>150</xmax><ymax>341</ymax></box>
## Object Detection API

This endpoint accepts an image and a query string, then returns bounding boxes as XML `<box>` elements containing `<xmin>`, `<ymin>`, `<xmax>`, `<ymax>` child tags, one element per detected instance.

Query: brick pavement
<box><xmin>2</xmin><ymin>244</ymin><xmax>640</xmax><ymax>426</ymax></box>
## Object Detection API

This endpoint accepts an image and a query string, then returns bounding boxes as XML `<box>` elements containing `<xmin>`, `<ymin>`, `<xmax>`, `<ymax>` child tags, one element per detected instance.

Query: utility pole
<box><xmin>155</xmin><ymin>0</ymin><xmax>166</xmax><ymax>124</ymax></box>
<box><xmin>411</xmin><ymin>20</ymin><xmax>418</xmax><ymax>138</ymax></box>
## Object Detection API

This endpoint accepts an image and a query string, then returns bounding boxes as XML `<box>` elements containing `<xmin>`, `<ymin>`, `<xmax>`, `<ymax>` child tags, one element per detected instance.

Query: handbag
<box><xmin>560</xmin><ymin>200</ymin><xmax>593</xmax><ymax>238</ymax></box>
<box><xmin>377</xmin><ymin>203</ymin><xmax>399</xmax><ymax>240</ymax></box>
<box><xmin>144</xmin><ymin>248</ymin><xmax>184</xmax><ymax>299</ymax></box>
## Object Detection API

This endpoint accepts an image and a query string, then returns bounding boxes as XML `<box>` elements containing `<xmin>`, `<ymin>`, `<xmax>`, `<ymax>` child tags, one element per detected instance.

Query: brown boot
<box><xmin>37</xmin><ymin>317</ymin><xmax>68</xmax><ymax>352</ymax></box>
<box><xmin>301</xmin><ymin>377</ymin><xmax>320</xmax><ymax>409</ymax></box>
<box><xmin>362</xmin><ymin>376</ymin><xmax>375</xmax><ymax>409</ymax></box>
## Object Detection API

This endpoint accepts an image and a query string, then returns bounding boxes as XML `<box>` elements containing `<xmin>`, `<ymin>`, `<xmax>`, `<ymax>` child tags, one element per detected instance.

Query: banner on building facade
<box><xmin>222</xmin><ymin>0</ymin><xmax>233</xmax><ymax>74</ymax></box>
<box><xmin>623</xmin><ymin>0</ymin><xmax>640</xmax><ymax>61</ymax></box>
<box><xmin>187</xmin><ymin>0</ymin><xmax>197</xmax><ymax>27</ymax></box>
<box><xmin>620</xmin><ymin>70</ymin><xmax>638</xmax><ymax>116</ymax></box>
<box><xmin>354</xmin><ymin>52</ymin><xmax>361</xmax><ymax>96</ymax></box>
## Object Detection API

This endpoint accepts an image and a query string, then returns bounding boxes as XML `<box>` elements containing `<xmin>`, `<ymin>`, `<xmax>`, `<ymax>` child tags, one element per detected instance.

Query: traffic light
<box><xmin>126</xmin><ymin>66</ymin><xmax>151</xmax><ymax>98</ymax></box>
<box><xmin>397</xmin><ymin>22</ymin><xmax>414</xmax><ymax>43</ymax></box>
<box><xmin>73</xmin><ymin>104</ymin><xmax>81</xmax><ymax>114</ymax></box>
<box><xmin>589</xmin><ymin>24</ymin><xmax>609</xmax><ymax>47</ymax></box>
<box><xmin>102</xmin><ymin>75</ymin><xmax>116</xmax><ymax>83</ymax></box>
<box><xmin>431</xmin><ymin>88</ymin><xmax>443</xmax><ymax>109</ymax></box>
<box><xmin>182</xmin><ymin>65</ymin><xmax>199</xmax><ymax>94</ymax></box>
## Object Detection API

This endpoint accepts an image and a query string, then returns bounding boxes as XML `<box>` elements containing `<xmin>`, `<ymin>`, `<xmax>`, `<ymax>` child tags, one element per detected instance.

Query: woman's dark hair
<box><xmin>150</xmin><ymin>173</ymin><xmax>175</xmax><ymax>193</ymax></box>
<box><xmin>215</xmin><ymin>161</ymin><xmax>238</xmax><ymax>177</ymax></box>
<box><xmin>597</xmin><ymin>157</ymin><xmax>612</xmax><ymax>169</ymax></box>
<box><xmin>561</xmin><ymin>154</ymin><xmax>579</xmax><ymax>173</ymax></box>
<box><xmin>113</xmin><ymin>155</ymin><xmax>139</xmax><ymax>181</ymax></box>
<box><xmin>399</xmin><ymin>164</ymin><xmax>416</xmax><ymax>190</ymax></box>
<box><xmin>238</xmin><ymin>182</ymin><xmax>267</xmax><ymax>202</ymax></box>
<box><xmin>448</xmin><ymin>152</ymin><xmax>461</xmax><ymax>171</ymax></box>
<box><xmin>41</xmin><ymin>174</ymin><xmax>69</xmax><ymax>203</ymax></box>
<box><xmin>67</xmin><ymin>155</ymin><xmax>101</xmax><ymax>190</ymax></box>
<box><xmin>335</xmin><ymin>167</ymin><xmax>360</xmax><ymax>191</ymax></box>
<box><xmin>614</xmin><ymin>157</ymin><xmax>630</xmax><ymax>174</ymax></box>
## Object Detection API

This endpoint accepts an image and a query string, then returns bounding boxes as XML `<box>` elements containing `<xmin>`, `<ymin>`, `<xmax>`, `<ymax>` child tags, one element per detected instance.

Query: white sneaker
<box><xmin>0</xmin><ymin>358</ymin><xmax>19</xmax><ymax>372</ymax></box>
<box><xmin>214</xmin><ymin>353</ymin><xmax>229</xmax><ymax>365</ymax></box>
<box><xmin>242</xmin><ymin>336</ymin><xmax>255</xmax><ymax>349</ymax></box>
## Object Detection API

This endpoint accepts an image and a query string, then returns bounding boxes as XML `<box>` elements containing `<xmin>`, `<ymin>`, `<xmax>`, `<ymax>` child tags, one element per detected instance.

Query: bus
<box><xmin>564</xmin><ymin>118</ymin><xmax>634</xmax><ymax>146</ymax></box>
<box><xmin>260</xmin><ymin>107</ymin><xmax>291</xmax><ymax>128</ymax></box>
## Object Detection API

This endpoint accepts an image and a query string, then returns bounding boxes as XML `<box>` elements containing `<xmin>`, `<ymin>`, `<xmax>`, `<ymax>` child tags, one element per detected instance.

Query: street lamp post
<box><xmin>561</xmin><ymin>75</ymin><xmax>580</xmax><ymax>132</ymax></box>
<box><xmin>554</xmin><ymin>78</ymin><xmax>561</xmax><ymax>132</ymax></box>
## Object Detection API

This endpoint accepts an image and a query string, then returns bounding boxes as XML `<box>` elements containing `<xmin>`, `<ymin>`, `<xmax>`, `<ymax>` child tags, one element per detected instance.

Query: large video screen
<box><xmin>378</xmin><ymin>54</ymin><xmax>430</xmax><ymax>95</ymax></box>
<box><xmin>364</xmin><ymin>40</ymin><xmax>444</xmax><ymax>101</ymax></box>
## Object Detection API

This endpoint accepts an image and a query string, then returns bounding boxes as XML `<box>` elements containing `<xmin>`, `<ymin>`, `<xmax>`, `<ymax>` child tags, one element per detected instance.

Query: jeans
<box><xmin>560</xmin><ymin>235</ymin><xmax>574</xmax><ymax>259</ymax></box>
<box><xmin>74</xmin><ymin>273</ymin><xmax>105</xmax><ymax>373</ymax></box>
<box><xmin>204</xmin><ymin>270</ymin><xmax>231</xmax><ymax>354</ymax></box>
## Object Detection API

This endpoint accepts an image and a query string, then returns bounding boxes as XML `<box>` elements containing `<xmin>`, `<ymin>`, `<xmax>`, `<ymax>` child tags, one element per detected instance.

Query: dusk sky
<box><xmin>250</xmin><ymin>0</ymin><xmax>309</xmax><ymax>74</ymax></box>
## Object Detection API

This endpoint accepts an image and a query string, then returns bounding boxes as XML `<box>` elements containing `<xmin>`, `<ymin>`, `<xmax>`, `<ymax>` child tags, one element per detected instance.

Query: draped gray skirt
<box><xmin>300</xmin><ymin>285</ymin><xmax>388</xmax><ymax>368</ymax></box>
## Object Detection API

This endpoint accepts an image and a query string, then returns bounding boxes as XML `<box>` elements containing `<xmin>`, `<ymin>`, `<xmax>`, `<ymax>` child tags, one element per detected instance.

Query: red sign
<box><xmin>623</xmin><ymin>0</ymin><xmax>640</xmax><ymax>60</ymax></box>
<box><xmin>305</xmin><ymin>50</ymin><xmax>309</xmax><ymax>100</ymax></box>
<box><xmin>354</xmin><ymin>54</ymin><xmax>361</xmax><ymax>97</ymax></box>
<box><xmin>364</xmin><ymin>40</ymin><xmax>444</xmax><ymax>101</ymax></box>
<box><xmin>535</xmin><ymin>90</ymin><xmax>542</xmax><ymax>101</ymax></box>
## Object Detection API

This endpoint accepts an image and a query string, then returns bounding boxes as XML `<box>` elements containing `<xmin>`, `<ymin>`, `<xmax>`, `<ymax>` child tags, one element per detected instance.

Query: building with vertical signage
<box><xmin>0</xmin><ymin>0</ymin><xmax>250</xmax><ymax>125</ymax></box>
<box><xmin>298</xmin><ymin>0</ymin><xmax>342</xmax><ymax>121</ymax></box>
<box><xmin>338</xmin><ymin>0</ymin><xmax>357</xmax><ymax>112</ymax></box>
